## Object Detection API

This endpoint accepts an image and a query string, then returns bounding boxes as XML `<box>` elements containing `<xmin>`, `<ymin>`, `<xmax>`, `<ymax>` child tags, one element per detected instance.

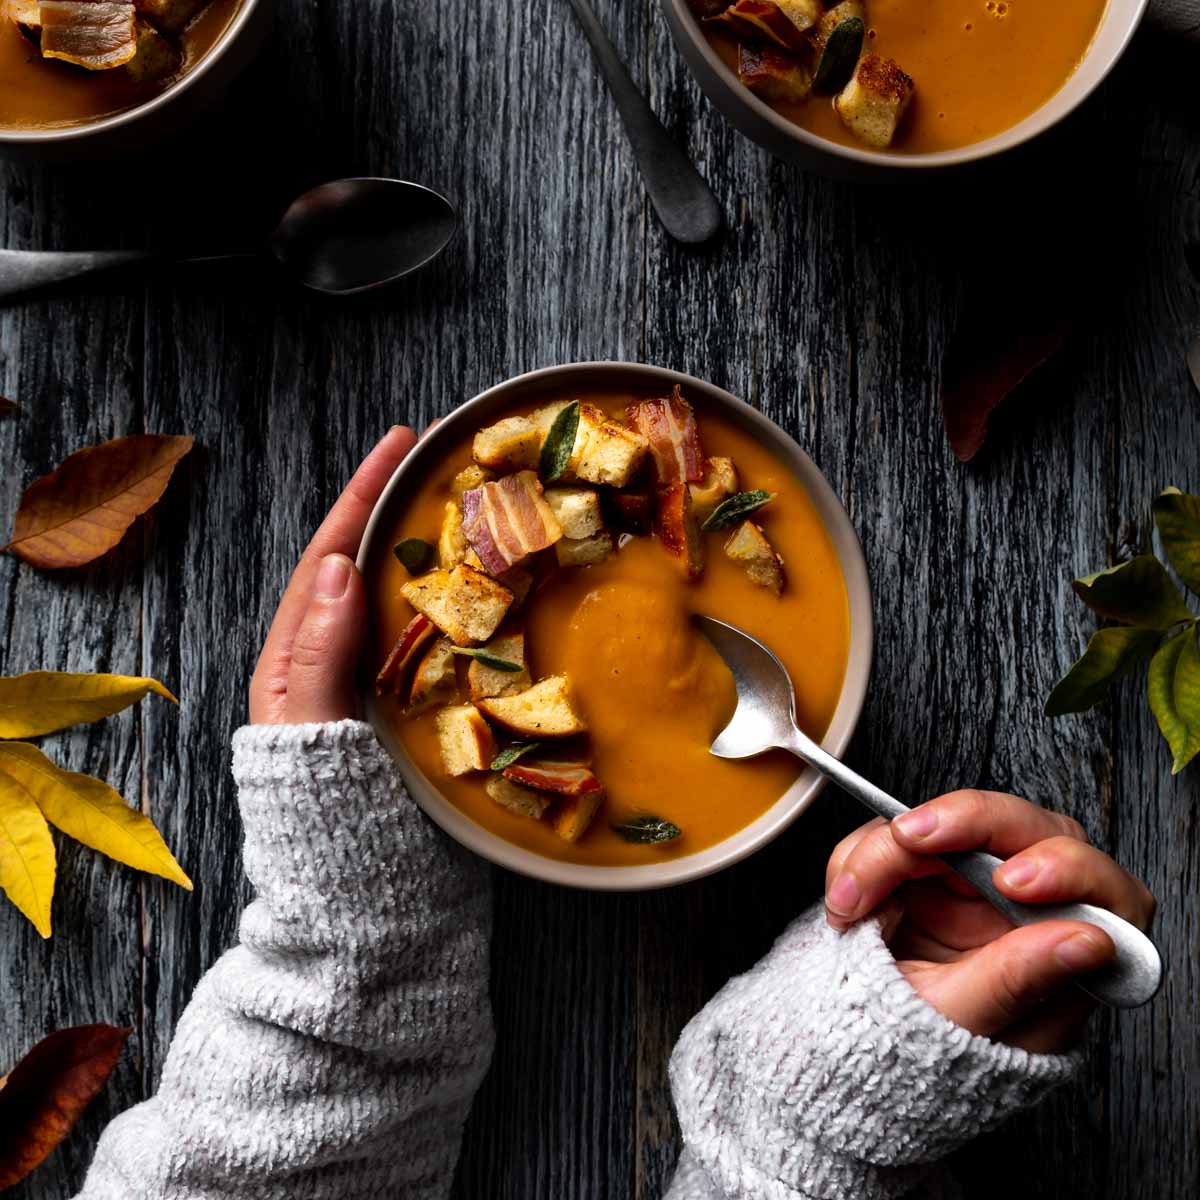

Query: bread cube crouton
<box><xmin>835</xmin><ymin>54</ymin><xmax>914</xmax><ymax>149</ymax></box>
<box><xmin>737</xmin><ymin>43</ymin><xmax>813</xmax><ymax>105</ymax></box>
<box><xmin>709</xmin><ymin>0</ymin><xmax>808</xmax><ymax>50</ymax></box>
<box><xmin>552</xmin><ymin>789</ymin><xmax>605</xmax><ymax>843</ymax></box>
<box><xmin>134</xmin><ymin>0</ymin><xmax>207</xmax><ymax>35</ymax></box>
<box><xmin>573</xmin><ymin>408</ymin><xmax>649</xmax><ymax>488</ymax></box>
<box><xmin>654</xmin><ymin>482</ymin><xmax>704</xmax><ymax>580</ymax></box>
<box><xmin>124</xmin><ymin>16</ymin><xmax>181</xmax><ymax>83</ymax></box>
<box><xmin>688</xmin><ymin>457</ymin><xmax>739</xmax><ymax>524</ymax></box>
<box><xmin>555</xmin><ymin>530</ymin><xmax>614</xmax><ymax>568</ymax></box>
<box><xmin>472</xmin><ymin>416</ymin><xmax>542</xmax><ymax>471</ymax></box>
<box><xmin>467</xmin><ymin>631</ymin><xmax>532</xmax><ymax>700</ymax></box>
<box><xmin>724</xmin><ymin>520</ymin><xmax>785</xmax><ymax>596</ymax></box>
<box><xmin>451</xmin><ymin>464</ymin><xmax>492</xmax><ymax>502</ymax></box>
<box><xmin>438</xmin><ymin>500</ymin><xmax>468</xmax><ymax>569</ymax></box>
<box><xmin>436</xmin><ymin>705</ymin><xmax>497</xmax><ymax>776</ymax></box>
<box><xmin>809</xmin><ymin>0</ymin><xmax>865</xmax><ymax>48</ymax></box>
<box><xmin>544</xmin><ymin>486</ymin><xmax>603</xmax><ymax>540</ymax></box>
<box><xmin>408</xmin><ymin>638</ymin><xmax>457</xmax><ymax>712</ymax></box>
<box><xmin>376</xmin><ymin>614</ymin><xmax>438</xmax><ymax>695</ymax></box>
<box><xmin>401</xmin><ymin>564</ymin><xmax>513</xmax><ymax>646</ymax></box>
<box><xmin>476</xmin><ymin>675</ymin><xmax>587</xmax><ymax>738</ymax></box>
<box><xmin>486</xmin><ymin>774</ymin><xmax>551</xmax><ymax>820</ymax></box>
<box><xmin>775</xmin><ymin>0</ymin><xmax>821</xmax><ymax>34</ymax></box>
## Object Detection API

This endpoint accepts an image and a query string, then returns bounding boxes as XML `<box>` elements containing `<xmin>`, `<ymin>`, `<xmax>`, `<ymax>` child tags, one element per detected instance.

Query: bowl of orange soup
<box><xmin>0</xmin><ymin>0</ymin><xmax>269</xmax><ymax>159</ymax></box>
<box><xmin>357</xmin><ymin>363</ymin><xmax>873</xmax><ymax>890</ymax></box>
<box><xmin>663</xmin><ymin>0</ymin><xmax>1147</xmax><ymax>169</ymax></box>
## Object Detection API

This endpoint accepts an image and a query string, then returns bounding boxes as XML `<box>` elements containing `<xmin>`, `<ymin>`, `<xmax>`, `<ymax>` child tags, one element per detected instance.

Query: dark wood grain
<box><xmin>1</xmin><ymin>3</ymin><xmax>1198</xmax><ymax>1199</ymax></box>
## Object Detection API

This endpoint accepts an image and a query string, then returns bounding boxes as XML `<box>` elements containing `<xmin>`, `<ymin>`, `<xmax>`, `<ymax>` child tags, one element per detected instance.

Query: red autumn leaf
<box><xmin>0</xmin><ymin>1024</ymin><xmax>130</xmax><ymax>1188</ymax></box>
<box><xmin>940</xmin><ymin>321</ymin><xmax>1070</xmax><ymax>462</ymax></box>
<box><xmin>4</xmin><ymin>433</ymin><xmax>193</xmax><ymax>569</ymax></box>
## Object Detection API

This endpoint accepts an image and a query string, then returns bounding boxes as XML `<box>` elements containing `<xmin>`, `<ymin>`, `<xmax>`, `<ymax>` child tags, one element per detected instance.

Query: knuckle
<box><xmin>1055</xmin><ymin>813</ymin><xmax>1089</xmax><ymax>843</ymax></box>
<box><xmin>290</xmin><ymin>613</ymin><xmax>338</xmax><ymax>671</ymax></box>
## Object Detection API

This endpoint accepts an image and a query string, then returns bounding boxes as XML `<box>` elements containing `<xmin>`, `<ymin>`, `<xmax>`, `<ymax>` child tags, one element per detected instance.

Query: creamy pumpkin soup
<box><xmin>370</xmin><ymin>389</ymin><xmax>850</xmax><ymax>867</ymax></box>
<box><xmin>0</xmin><ymin>0</ymin><xmax>240</xmax><ymax>130</ymax></box>
<box><xmin>693</xmin><ymin>0</ymin><xmax>1108</xmax><ymax>152</ymax></box>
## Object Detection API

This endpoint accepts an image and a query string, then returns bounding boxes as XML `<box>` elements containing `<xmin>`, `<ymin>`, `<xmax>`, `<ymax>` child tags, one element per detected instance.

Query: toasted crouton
<box><xmin>552</xmin><ymin>789</ymin><xmax>605</xmax><ymax>843</ymax></box>
<box><xmin>486</xmin><ymin>774</ymin><xmax>551</xmax><ymax>820</ymax></box>
<box><xmin>809</xmin><ymin>0</ymin><xmax>865</xmax><ymax>48</ymax></box>
<box><xmin>724</xmin><ymin>521</ymin><xmax>785</xmax><ymax>595</ymax></box>
<box><xmin>451</xmin><ymin>464</ymin><xmax>492</xmax><ymax>502</ymax></box>
<box><xmin>401</xmin><ymin>564</ymin><xmax>513</xmax><ymax>646</ymax></box>
<box><xmin>655</xmin><ymin>482</ymin><xmax>704</xmax><ymax>580</ymax></box>
<box><xmin>438</xmin><ymin>500</ymin><xmax>468</xmax><ymax>569</ymax></box>
<box><xmin>737</xmin><ymin>43</ymin><xmax>813</xmax><ymax>105</ymax></box>
<box><xmin>472</xmin><ymin>416</ymin><xmax>542</xmax><ymax>471</ymax></box>
<box><xmin>408</xmin><ymin>638</ymin><xmax>457</xmax><ymax>712</ymax></box>
<box><xmin>467</xmin><ymin>631</ymin><xmax>532</xmax><ymax>700</ymax></box>
<box><xmin>544</xmin><ymin>486</ymin><xmax>603</xmax><ymax>539</ymax></box>
<box><xmin>688</xmin><ymin>457</ymin><xmax>739</xmax><ymax>524</ymax></box>
<box><xmin>556</xmin><ymin>530</ymin><xmax>614</xmax><ymax>568</ymax></box>
<box><xmin>477</xmin><ymin>676</ymin><xmax>587</xmax><ymax>738</ymax></box>
<box><xmin>436</xmin><ymin>705</ymin><xmax>497</xmax><ymax>776</ymax></box>
<box><xmin>133</xmin><ymin>0</ymin><xmax>207</xmax><ymax>34</ymax></box>
<box><xmin>574</xmin><ymin>407</ymin><xmax>649</xmax><ymax>488</ymax></box>
<box><xmin>835</xmin><ymin>54</ymin><xmax>914</xmax><ymax>149</ymax></box>
<box><xmin>122</xmin><ymin>17</ymin><xmax>181</xmax><ymax>82</ymax></box>
<box><xmin>775</xmin><ymin>0</ymin><xmax>821</xmax><ymax>33</ymax></box>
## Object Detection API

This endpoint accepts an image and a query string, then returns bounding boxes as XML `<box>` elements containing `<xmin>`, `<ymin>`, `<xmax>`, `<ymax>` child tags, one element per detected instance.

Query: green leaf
<box><xmin>1147</xmin><ymin>626</ymin><xmax>1200</xmax><ymax>774</ymax></box>
<box><xmin>1044</xmin><ymin>627</ymin><xmax>1161</xmax><ymax>716</ymax></box>
<box><xmin>1152</xmin><ymin>489</ymin><xmax>1200</xmax><ymax>596</ymax></box>
<box><xmin>1071</xmin><ymin>556</ymin><xmax>1193</xmax><ymax>630</ymax></box>
<box><xmin>611</xmin><ymin>815</ymin><xmax>682</xmax><ymax>845</ymax></box>
<box><xmin>539</xmin><ymin>401</ymin><xmax>580</xmax><ymax>483</ymax></box>
<box><xmin>393</xmin><ymin>538</ymin><xmax>434</xmax><ymax>575</ymax></box>
<box><xmin>490</xmin><ymin>742</ymin><xmax>543</xmax><ymax>771</ymax></box>
<box><xmin>449</xmin><ymin>647</ymin><xmax>524</xmax><ymax>672</ymax></box>
<box><xmin>813</xmin><ymin>17</ymin><xmax>865</xmax><ymax>94</ymax></box>
<box><xmin>701</xmin><ymin>490</ymin><xmax>776</xmax><ymax>533</ymax></box>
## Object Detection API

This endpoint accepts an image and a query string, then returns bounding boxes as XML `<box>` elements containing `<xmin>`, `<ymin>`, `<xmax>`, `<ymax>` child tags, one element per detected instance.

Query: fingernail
<box><xmin>894</xmin><ymin>807</ymin><xmax>937</xmax><ymax>839</ymax></box>
<box><xmin>315</xmin><ymin>554</ymin><xmax>351</xmax><ymax>599</ymax></box>
<box><xmin>826</xmin><ymin>872</ymin><xmax>861</xmax><ymax>916</ymax></box>
<box><xmin>1055</xmin><ymin>931</ymin><xmax>1110</xmax><ymax>972</ymax></box>
<box><xmin>998</xmin><ymin>858</ymin><xmax>1039</xmax><ymax>888</ymax></box>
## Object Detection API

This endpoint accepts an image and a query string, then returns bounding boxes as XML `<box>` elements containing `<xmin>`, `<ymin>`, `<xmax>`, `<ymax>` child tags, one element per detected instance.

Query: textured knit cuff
<box><xmin>669</xmin><ymin>904</ymin><xmax>1078</xmax><ymax>1200</ymax></box>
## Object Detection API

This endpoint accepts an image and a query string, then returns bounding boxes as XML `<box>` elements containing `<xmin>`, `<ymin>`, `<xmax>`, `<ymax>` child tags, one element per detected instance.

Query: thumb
<box><xmin>912</xmin><ymin>920</ymin><xmax>1114</xmax><ymax>1039</ymax></box>
<box><xmin>283</xmin><ymin>554</ymin><xmax>366</xmax><ymax>724</ymax></box>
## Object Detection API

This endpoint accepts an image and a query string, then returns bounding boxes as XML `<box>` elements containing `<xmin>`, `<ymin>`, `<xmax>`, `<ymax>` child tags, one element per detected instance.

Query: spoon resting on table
<box><xmin>0</xmin><ymin>177</ymin><xmax>458</xmax><ymax>301</ymax></box>
<box><xmin>695</xmin><ymin>614</ymin><xmax>1164</xmax><ymax>1010</ymax></box>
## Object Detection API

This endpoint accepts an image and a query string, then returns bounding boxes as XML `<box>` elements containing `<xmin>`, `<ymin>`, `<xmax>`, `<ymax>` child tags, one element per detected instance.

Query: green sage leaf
<box><xmin>813</xmin><ymin>17</ymin><xmax>864</xmax><ymax>94</ymax></box>
<box><xmin>1147</xmin><ymin>626</ymin><xmax>1200</xmax><ymax>774</ymax></box>
<box><xmin>1071</xmin><ymin>555</ymin><xmax>1193</xmax><ymax>630</ymax></box>
<box><xmin>393</xmin><ymin>538</ymin><xmax>434</xmax><ymax>575</ymax></box>
<box><xmin>449</xmin><ymin>647</ymin><xmax>524</xmax><ymax>672</ymax></box>
<box><xmin>611</xmin><ymin>815</ymin><xmax>682</xmax><ymax>845</ymax></box>
<box><xmin>539</xmin><ymin>400</ymin><xmax>580</xmax><ymax>483</ymax></box>
<box><xmin>701</xmin><ymin>490</ymin><xmax>776</xmax><ymax>533</ymax></box>
<box><xmin>490</xmin><ymin>742</ymin><xmax>543</xmax><ymax>770</ymax></box>
<box><xmin>1152</xmin><ymin>488</ymin><xmax>1200</xmax><ymax>596</ymax></box>
<box><xmin>1044</xmin><ymin>626</ymin><xmax>1161</xmax><ymax>717</ymax></box>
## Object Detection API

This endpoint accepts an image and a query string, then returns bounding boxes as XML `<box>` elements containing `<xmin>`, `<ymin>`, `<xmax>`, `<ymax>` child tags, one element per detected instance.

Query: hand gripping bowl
<box><xmin>357</xmin><ymin>362</ymin><xmax>873</xmax><ymax>891</ymax></box>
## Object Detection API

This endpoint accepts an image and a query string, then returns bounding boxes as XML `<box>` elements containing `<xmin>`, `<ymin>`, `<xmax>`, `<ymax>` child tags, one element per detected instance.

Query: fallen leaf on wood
<box><xmin>0</xmin><ymin>764</ymin><xmax>56</xmax><ymax>936</ymax></box>
<box><xmin>0</xmin><ymin>397</ymin><xmax>17</xmax><ymax>416</ymax></box>
<box><xmin>0</xmin><ymin>1024</ymin><xmax>130</xmax><ymax>1188</ymax></box>
<box><xmin>0</xmin><ymin>671</ymin><xmax>177</xmax><ymax>739</ymax></box>
<box><xmin>4</xmin><ymin>433</ymin><xmax>193</xmax><ymax>569</ymax></box>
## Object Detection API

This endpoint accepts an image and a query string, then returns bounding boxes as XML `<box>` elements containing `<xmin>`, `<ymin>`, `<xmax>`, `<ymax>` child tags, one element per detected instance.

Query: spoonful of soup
<box><xmin>0</xmin><ymin>177</ymin><xmax>459</xmax><ymax>300</ymax></box>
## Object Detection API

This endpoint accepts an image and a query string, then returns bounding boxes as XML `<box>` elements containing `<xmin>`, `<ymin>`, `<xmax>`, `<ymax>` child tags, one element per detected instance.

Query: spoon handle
<box><xmin>565</xmin><ymin>0</ymin><xmax>722</xmax><ymax>244</ymax></box>
<box><xmin>782</xmin><ymin>726</ymin><xmax>1163</xmax><ymax>1010</ymax></box>
<box><xmin>0</xmin><ymin>249</ymin><xmax>155</xmax><ymax>300</ymax></box>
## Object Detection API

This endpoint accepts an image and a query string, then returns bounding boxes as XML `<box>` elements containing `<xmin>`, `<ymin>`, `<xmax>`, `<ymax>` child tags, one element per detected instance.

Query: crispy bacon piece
<box><xmin>626</xmin><ymin>387</ymin><xmax>705</xmax><ymax>484</ymax></box>
<box><xmin>39</xmin><ymin>1</ymin><xmax>139</xmax><ymax>70</ymax></box>
<box><xmin>462</xmin><ymin>470</ymin><xmax>563</xmax><ymax>575</ymax></box>
<box><xmin>655</xmin><ymin>481</ymin><xmax>704</xmax><ymax>579</ymax></box>
<box><xmin>502</xmin><ymin>760</ymin><xmax>604</xmax><ymax>798</ymax></box>
<box><xmin>704</xmin><ymin>1</ymin><xmax>808</xmax><ymax>52</ymax></box>
<box><xmin>375</xmin><ymin>614</ymin><xmax>437</xmax><ymax>695</ymax></box>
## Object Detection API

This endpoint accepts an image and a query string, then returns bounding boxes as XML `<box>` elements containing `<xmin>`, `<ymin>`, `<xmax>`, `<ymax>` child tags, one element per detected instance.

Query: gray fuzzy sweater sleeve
<box><xmin>665</xmin><ymin>904</ymin><xmax>1078</xmax><ymax>1200</ymax></box>
<box><xmin>75</xmin><ymin>720</ymin><xmax>494</xmax><ymax>1200</ymax></box>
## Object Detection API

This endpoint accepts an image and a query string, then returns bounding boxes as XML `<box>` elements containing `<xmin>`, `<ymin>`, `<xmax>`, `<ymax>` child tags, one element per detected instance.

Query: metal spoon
<box><xmin>566</xmin><ymin>0</ymin><xmax>722</xmax><ymax>244</ymax></box>
<box><xmin>695</xmin><ymin>614</ymin><xmax>1164</xmax><ymax>1010</ymax></box>
<box><xmin>0</xmin><ymin>178</ymin><xmax>458</xmax><ymax>301</ymax></box>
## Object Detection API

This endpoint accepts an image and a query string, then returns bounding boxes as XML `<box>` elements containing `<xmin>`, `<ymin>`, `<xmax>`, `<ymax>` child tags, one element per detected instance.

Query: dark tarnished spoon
<box><xmin>0</xmin><ymin>177</ymin><xmax>458</xmax><ymax>300</ymax></box>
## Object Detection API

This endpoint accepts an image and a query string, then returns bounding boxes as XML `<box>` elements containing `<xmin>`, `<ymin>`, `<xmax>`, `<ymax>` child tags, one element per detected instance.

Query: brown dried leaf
<box><xmin>0</xmin><ymin>397</ymin><xmax>17</xmax><ymax>417</ymax></box>
<box><xmin>0</xmin><ymin>1024</ymin><xmax>130</xmax><ymax>1188</ymax></box>
<box><xmin>5</xmin><ymin>434</ymin><xmax>193</xmax><ymax>569</ymax></box>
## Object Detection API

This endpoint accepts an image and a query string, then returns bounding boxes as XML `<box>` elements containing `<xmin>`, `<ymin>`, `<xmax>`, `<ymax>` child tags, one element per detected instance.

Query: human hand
<box><xmin>824</xmin><ymin>790</ymin><xmax>1156</xmax><ymax>1053</ymax></box>
<box><xmin>249</xmin><ymin>426</ymin><xmax>417</xmax><ymax>725</ymax></box>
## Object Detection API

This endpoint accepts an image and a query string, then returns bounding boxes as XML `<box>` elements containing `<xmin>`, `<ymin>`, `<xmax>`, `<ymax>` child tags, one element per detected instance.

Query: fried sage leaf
<box><xmin>450</xmin><ymin>647</ymin><xmax>524</xmax><ymax>672</ymax></box>
<box><xmin>813</xmin><ymin>16</ymin><xmax>864</xmax><ymax>93</ymax></box>
<box><xmin>1147</xmin><ymin>626</ymin><xmax>1200</xmax><ymax>774</ymax></box>
<box><xmin>701</xmin><ymin>490</ymin><xmax>776</xmax><ymax>532</ymax></box>
<box><xmin>1072</xmin><ymin>556</ymin><xmax>1193</xmax><ymax>631</ymax></box>
<box><xmin>1044</xmin><ymin>626</ymin><xmax>1162</xmax><ymax>717</ymax></box>
<box><xmin>490</xmin><ymin>742</ymin><xmax>543</xmax><ymax>771</ymax></box>
<box><xmin>539</xmin><ymin>400</ymin><xmax>580</xmax><ymax>483</ymax></box>
<box><xmin>612</xmin><ymin>814</ymin><xmax>682</xmax><ymax>844</ymax></box>
<box><xmin>393</xmin><ymin>537</ymin><xmax>435</xmax><ymax>575</ymax></box>
<box><xmin>0</xmin><ymin>671</ymin><xmax>177</xmax><ymax>740</ymax></box>
<box><xmin>1152</xmin><ymin>488</ymin><xmax>1200</xmax><ymax>596</ymax></box>
<box><xmin>0</xmin><ymin>1024</ymin><xmax>131</xmax><ymax>1189</ymax></box>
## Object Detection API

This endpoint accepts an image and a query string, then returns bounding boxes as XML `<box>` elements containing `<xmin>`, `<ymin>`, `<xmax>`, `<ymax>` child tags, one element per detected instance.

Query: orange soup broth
<box><xmin>709</xmin><ymin>0</ymin><xmax>1108</xmax><ymax>153</ymax></box>
<box><xmin>0</xmin><ymin>0</ymin><xmax>240</xmax><ymax>130</ymax></box>
<box><xmin>371</xmin><ymin>393</ymin><xmax>851</xmax><ymax>866</ymax></box>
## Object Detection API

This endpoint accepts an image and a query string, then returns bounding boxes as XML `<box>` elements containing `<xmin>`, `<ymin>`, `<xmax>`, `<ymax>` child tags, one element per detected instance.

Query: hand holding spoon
<box><xmin>695</xmin><ymin>614</ymin><xmax>1164</xmax><ymax>1010</ymax></box>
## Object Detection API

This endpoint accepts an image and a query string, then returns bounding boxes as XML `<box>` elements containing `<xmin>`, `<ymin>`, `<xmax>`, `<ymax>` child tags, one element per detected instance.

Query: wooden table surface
<box><xmin>2</xmin><ymin>4</ymin><xmax>1198</xmax><ymax>1197</ymax></box>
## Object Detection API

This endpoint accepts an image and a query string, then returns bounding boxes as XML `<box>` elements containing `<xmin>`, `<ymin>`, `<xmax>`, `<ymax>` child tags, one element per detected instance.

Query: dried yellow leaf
<box><xmin>0</xmin><ymin>771</ymin><xmax>56</xmax><ymax>938</ymax></box>
<box><xmin>0</xmin><ymin>672</ymin><xmax>177</xmax><ymax>739</ymax></box>
<box><xmin>0</xmin><ymin>743</ymin><xmax>191</xmax><ymax>893</ymax></box>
